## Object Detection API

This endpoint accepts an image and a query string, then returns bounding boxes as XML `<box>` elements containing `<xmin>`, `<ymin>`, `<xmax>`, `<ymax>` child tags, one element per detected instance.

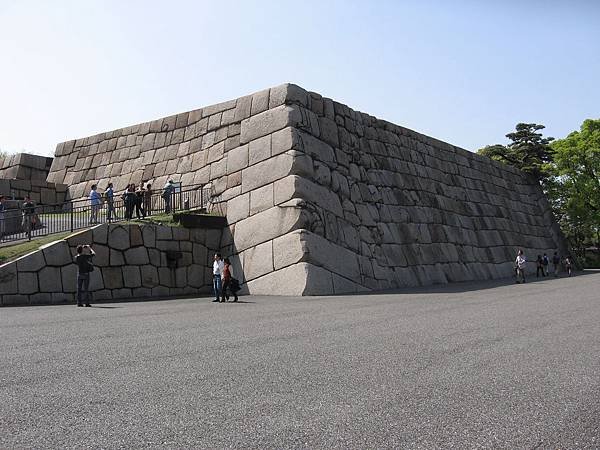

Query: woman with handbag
<box><xmin>75</xmin><ymin>245</ymin><xmax>95</xmax><ymax>307</ymax></box>
<box><xmin>221</xmin><ymin>258</ymin><xmax>238</xmax><ymax>302</ymax></box>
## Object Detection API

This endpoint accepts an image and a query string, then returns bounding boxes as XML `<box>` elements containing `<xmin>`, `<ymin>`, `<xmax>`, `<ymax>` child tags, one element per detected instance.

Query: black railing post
<box><xmin>70</xmin><ymin>201</ymin><xmax>74</xmax><ymax>232</ymax></box>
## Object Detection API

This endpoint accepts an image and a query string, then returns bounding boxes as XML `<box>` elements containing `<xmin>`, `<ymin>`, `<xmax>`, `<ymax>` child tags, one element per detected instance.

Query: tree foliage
<box><xmin>478</xmin><ymin>123</ymin><xmax>554</xmax><ymax>180</ymax></box>
<box><xmin>548</xmin><ymin>119</ymin><xmax>600</xmax><ymax>254</ymax></box>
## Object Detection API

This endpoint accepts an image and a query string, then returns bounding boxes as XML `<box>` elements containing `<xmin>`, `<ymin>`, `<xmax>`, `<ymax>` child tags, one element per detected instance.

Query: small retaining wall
<box><xmin>0</xmin><ymin>223</ymin><xmax>222</xmax><ymax>306</ymax></box>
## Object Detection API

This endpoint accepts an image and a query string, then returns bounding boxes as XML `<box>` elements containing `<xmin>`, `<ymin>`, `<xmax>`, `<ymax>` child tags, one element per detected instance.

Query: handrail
<box><xmin>0</xmin><ymin>183</ymin><xmax>211</xmax><ymax>244</ymax></box>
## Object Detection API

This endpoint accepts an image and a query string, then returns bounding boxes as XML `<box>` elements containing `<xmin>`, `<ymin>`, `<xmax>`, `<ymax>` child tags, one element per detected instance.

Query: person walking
<box><xmin>542</xmin><ymin>253</ymin><xmax>549</xmax><ymax>277</ymax></box>
<box><xmin>212</xmin><ymin>253</ymin><xmax>224</xmax><ymax>302</ymax></box>
<box><xmin>536</xmin><ymin>255</ymin><xmax>544</xmax><ymax>278</ymax></box>
<box><xmin>22</xmin><ymin>196</ymin><xmax>35</xmax><ymax>240</ymax></box>
<box><xmin>162</xmin><ymin>180</ymin><xmax>174</xmax><ymax>213</ymax></box>
<box><xmin>515</xmin><ymin>249</ymin><xmax>527</xmax><ymax>284</ymax></box>
<box><xmin>552</xmin><ymin>252</ymin><xmax>561</xmax><ymax>277</ymax></box>
<box><xmin>221</xmin><ymin>258</ymin><xmax>238</xmax><ymax>302</ymax></box>
<box><xmin>105</xmin><ymin>182</ymin><xmax>115</xmax><ymax>222</ymax></box>
<box><xmin>565</xmin><ymin>255</ymin><xmax>573</xmax><ymax>277</ymax></box>
<box><xmin>89</xmin><ymin>184</ymin><xmax>102</xmax><ymax>224</ymax></box>
<box><xmin>75</xmin><ymin>244</ymin><xmax>95</xmax><ymax>307</ymax></box>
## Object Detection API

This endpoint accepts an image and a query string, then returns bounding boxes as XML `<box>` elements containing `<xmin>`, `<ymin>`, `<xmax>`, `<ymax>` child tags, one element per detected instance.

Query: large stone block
<box><xmin>38</xmin><ymin>266</ymin><xmax>62</xmax><ymax>292</ymax></box>
<box><xmin>124</xmin><ymin>247</ymin><xmax>150</xmax><ymax>265</ymax></box>
<box><xmin>108</xmin><ymin>225</ymin><xmax>130</xmax><ymax>250</ymax></box>
<box><xmin>18</xmin><ymin>272</ymin><xmax>39</xmax><ymax>295</ymax></box>
<box><xmin>123</xmin><ymin>266</ymin><xmax>142</xmax><ymax>288</ymax></box>
<box><xmin>15</xmin><ymin>251</ymin><xmax>46</xmax><ymax>272</ymax></box>
<box><xmin>141</xmin><ymin>265</ymin><xmax>159</xmax><ymax>288</ymax></box>
<box><xmin>60</xmin><ymin>264</ymin><xmax>78</xmax><ymax>293</ymax></box>
<box><xmin>246</xmin><ymin>262</ymin><xmax>333</xmax><ymax>296</ymax></box>
<box><xmin>233</xmin><ymin>203</ymin><xmax>308</xmax><ymax>252</ymax></box>
<box><xmin>102</xmin><ymin>267</ymin><xmax>124</xmax><ymax>289</ymax></box>
<box><xmin>273</xmin><ymin>175</ymin><xmax>342</xmax><ymax>216</ymax></box>
<box><xmin>42</xmin><ymin>240</ymin><xmax>72</xmax><ymax>267</ymax></box>
<box><xmin>241</xmin><ymin>151</ymin><xmax>312</xmax><ymax>194</ymax></box>
<box><xmin>240</xmin><ymin>105</ymin><xmax>298</xmax><ymax>144</ymax></box>
<box><xmin>242</xmin><ymin>241</ymin><xmax>274</xmax><ymax>281</ymax></box>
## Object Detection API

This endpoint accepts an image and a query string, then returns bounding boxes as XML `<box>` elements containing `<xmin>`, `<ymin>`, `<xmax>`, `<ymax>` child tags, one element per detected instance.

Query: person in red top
<box><xmin>221</xmin><ymin>258</ymin><xmax>238</xmax><ymax>302</ymax></box>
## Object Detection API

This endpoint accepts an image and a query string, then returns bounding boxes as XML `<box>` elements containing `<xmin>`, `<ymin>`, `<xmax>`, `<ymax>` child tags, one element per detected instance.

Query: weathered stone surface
<box><xmin>241</xmin><ymin>151</ymin><xmax>312</xmax><ymax>194</ymax></box>
<box><xmin>108</xmin><ymin>226</ymin><xmax>130</xmax><ymax>250</ymax></box>
<box><xmin>227</xmin><ymin>193</ymin><xmax>249</xmax><ymax>224</ymax></box>
<box><xmin>38</xmin><ymin>266</ymin><xmax>62</xmax><ymax>292</ymax></box>
<box><xmin>110</xmin><ymin>249</ymin><xmax>125</xmax><ymax>266</ymax></box>
<box><xmin>130</xmin><ymin>225</ymin><xmax>144</xmax><ymax>247</ymax></box>
<box><xmin>124</xmin><ymin>247</ymin><xmax>150</xmax><ymax>265</ymax></box>
<box><xmin>240</xmin><ymin>105</ymin><xmax>297</xmax><ymax>144</ymax></box>
<box><xmin>42</xmin><ymin>241</ymin><xmax>72</xmax><ymax>266</ymax></box>
<box><xmin>123</xmin><ymin>266</ymin><xmax>142</xmax><ymax>288</ymax></box>
<box><xmin>15</xmin><ymin>251</ymin><xmax>46</xmax><ymax>272</ymax></box>
<box><xmin>246</xmin><ymin>262</ymin><xmax>332</xmax><ymax>296</ymax></box>
<box><xmin>18</xmin><ymin>272</ymin><xmax>38</xmax><ymax>295</ymax></box>
<box><xmin>233</xmin><ymin>204</ymin><xmax>307</xmax><ymax>252</ymax></box>
<box><xmin>250</xmin><ymin>184</ymin><xmax>274</xmax><ymax>216</ymax></box>
<box><xmin>103</xmin><ymin>267</ymin><xmax>124</xmax><ymax>289</ymax></box>
<box><xmin>141</xmin><ymin>265</ymin><xmax>159</xmax><ymax>288</ymax></box>
<box><xmin>92</xmin><ymin>224</ymin><xmax>108</xmax><ymax>245</ymax></box>
<box><xmin>60</xmin><ymin>264</ymin><xmax>78</xmax><ymax>293</ymax></box>
<box><xmin>242</xmin><ymin>241</ymin><xmax>274</xmax><ymax>281</ymax></box>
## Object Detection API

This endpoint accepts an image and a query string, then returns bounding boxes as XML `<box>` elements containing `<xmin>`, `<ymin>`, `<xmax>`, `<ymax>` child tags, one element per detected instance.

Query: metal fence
<box><xmin>0</xmin><ymin>184</ymin><xmax>210</xmax><ymax>244</ymax></box>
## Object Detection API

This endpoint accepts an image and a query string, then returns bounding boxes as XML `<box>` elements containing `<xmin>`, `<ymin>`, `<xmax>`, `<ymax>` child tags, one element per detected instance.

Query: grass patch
<box><xmin>0</xmin><ymin>231</ymin><xmax>74</xmax><ymax>265</ymax></box>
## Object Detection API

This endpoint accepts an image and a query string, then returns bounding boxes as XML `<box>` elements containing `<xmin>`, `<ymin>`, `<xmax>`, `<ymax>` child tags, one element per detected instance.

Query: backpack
<box><xmin>161</xmin><ymin>185</ymin><xmax>172</xmax><ymax>199</ymax></box>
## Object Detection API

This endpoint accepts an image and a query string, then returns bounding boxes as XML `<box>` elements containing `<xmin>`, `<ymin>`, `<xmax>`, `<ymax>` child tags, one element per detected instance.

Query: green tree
<box><xmin>549</xmin><ymin>119</ymin><xmax>600</xmax><ymax>259</ymax></box>
<box><xmin>478</xmin><ymin>123</ymin><xmax>554</xmax><ymax>180</ymax></box>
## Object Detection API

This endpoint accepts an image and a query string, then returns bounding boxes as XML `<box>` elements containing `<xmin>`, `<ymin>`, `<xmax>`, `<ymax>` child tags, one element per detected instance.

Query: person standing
<box><xmin>536</xmin><ymin>255</ymin><xmax>544</xmax><ymax>278</ymax></box>
<box><xmin>75</xmin><ymin>244</ymin><xmax>95</xmax><ymax>307</ymax></box>
<box><xmin>135</xmin><ymin>182</ymin><xmax>145</xmax><ymax>219</ymax></box>
<box><xmin>22</xmin><ymin>196</ymin><xmax>35</xmax><ymax>240</ymax></box>
<box><xmin>144</xmin><ymin>183</ymin><xmax>153</xmax><ymax>217</ymax></box>
<box><xmin>221</xmin><ymin>258</ymin><xmax>238</xmax><ymax>303</ymax></box>
<box><xmin>89</xmin><ymin>184</ymin><xmax>102</xmax><ymax>224</ymax></box>
<box><xmin>105</xmin><ymin>182</ymin><xmax>115</xmax><ymax>222</ymax></box>
<box><xmin>162</xmin><ymin>179</ymin><xmax>174</xmax><ymax>213</ymax></box>
<box><xmin>552</xmin><ymin>252</ymin><xmax>561</xmax><ymax>277</ymax></box>
<box><xmin>0</xmin><ymin>196</ymin><xmax>5</xmax><ymax>240</ymax></box>
<box><xmin>212</xmin><ymin>253</ymin><xmax>224</xmax><ymax>303</ymax></box>
<box><xmin>515</xmin><ymin>249</ymin><xmax>527</xmax><ymax>284</ymax></box>
<box><xmin>123</xmin><ymin>184</ymin><xmax>136</xmax><ymax>220</ymax></box>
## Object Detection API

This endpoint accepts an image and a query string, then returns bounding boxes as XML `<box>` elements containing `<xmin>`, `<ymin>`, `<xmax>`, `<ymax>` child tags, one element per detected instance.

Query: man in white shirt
<box><xmin>515</xmin><ymin>249</ymin><xmax>527</xmax><ymax>284</ymax></box>
<box><xmin>212</xmin><ymin>253</ymin><xmax>224</xmax><ymax>302</ymax></box>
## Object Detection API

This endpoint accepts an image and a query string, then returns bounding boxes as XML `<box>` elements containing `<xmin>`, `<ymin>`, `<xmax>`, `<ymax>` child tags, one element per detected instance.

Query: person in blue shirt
<box><xmin>89</xmin><ymin>184</ymin><xmax>102</xmax><ymax>224</ymax></box>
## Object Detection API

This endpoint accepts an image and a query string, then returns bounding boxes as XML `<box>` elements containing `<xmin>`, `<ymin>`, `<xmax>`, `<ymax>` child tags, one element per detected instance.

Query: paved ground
<box><xmin>1</xmin><ymin>272</ymin><xmax>599</xmax><ymax>449</ymax></box>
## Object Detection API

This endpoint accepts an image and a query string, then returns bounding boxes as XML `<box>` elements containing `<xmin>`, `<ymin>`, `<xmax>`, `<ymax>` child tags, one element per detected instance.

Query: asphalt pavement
<box><xmin>1</xmin><ymin>271</ymin><xmax>599</xmax><ymax>449</ymax></box>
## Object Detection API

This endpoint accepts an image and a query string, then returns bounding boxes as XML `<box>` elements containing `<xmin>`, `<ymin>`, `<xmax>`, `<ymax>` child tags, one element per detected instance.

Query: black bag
<box><xmin>230</xmin><ymin>278</ymin><xmax>240</xmax><ymax>293</ymax></box>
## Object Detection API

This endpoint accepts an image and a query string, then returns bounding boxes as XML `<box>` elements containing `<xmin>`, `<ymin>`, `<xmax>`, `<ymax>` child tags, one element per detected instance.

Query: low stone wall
<box><xmin>0</xmin><ymin>153</ymin><xmax>53</xmax><ymax>182</ymax></box>
<box><xmin>0</xmin><ymin>179</ymin><xmax>67</xmax><ymax>205</ymax></box>
<box><xmin>0</xmin><ymin>223</ymin><xmax>221</xmax><ymax>306</ymax></box>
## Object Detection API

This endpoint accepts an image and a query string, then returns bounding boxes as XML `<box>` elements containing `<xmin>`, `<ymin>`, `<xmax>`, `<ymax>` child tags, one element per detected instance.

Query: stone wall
<box><xmin>0</xmin><ymin>179</ymin><xmax>67</xmax><ymax>205</ymax></box>
<box><xmin>0</xmin><ymin>153</ymin><xmax>66</xmax><ymax>204</ymax></box>
<box><xmin>0</xmin><ymin>153</ymin><xmax>53</xmax><ymax>181</ymax></box>
<box><xmin>46</xmin><ymin>84</ymin><xmax>569</xmax><ymax>295</ymax></box>
<box><xmin>0</xmin><ymin>223</ymin><xmax>220</xmax><ymax>306</ymax></box>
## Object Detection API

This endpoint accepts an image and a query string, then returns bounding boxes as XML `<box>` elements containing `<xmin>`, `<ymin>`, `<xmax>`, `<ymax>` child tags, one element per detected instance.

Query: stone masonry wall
<box><xmin>0</xmin><ymin>153</ymin><xmax>53</xmax><ymax>182</ymax></box>
<box><xmin>46</xmin><ymin>84</ymin><xmax>568</xmax><ymax>295</ymax></box>
<box><xmin>0</xmin><ymin>223</ymin><xmax>220</xmax><ymax>306</ymax></box>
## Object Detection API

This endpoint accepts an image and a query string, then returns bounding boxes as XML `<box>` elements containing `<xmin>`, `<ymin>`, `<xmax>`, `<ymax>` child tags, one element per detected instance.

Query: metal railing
<box><xmin>0</xmin><ymin>184</ymin><xmax>210</xmax><ymax>244</ymax></box>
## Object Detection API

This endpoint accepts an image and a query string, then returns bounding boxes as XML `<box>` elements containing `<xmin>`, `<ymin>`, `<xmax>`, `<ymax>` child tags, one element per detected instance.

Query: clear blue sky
<box><xmin>1</xmin><ymin>0</ymin><xmax>598</xmax><ymax>156</ymax></box>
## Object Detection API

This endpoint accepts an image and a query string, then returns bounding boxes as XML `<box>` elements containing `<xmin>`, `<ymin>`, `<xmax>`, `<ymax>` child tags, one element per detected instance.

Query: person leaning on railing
<box><xmin>144</xmin><ymin>183</ymin><xmax>153</xmax><ymax>217</ymax></box>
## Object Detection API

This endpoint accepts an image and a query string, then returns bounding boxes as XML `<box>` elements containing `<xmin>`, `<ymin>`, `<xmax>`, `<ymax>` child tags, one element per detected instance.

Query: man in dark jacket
<box><xmin>75</xmin><ymin>245</ymin><xmax>95</xmax><ymax>307</ymax></box>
